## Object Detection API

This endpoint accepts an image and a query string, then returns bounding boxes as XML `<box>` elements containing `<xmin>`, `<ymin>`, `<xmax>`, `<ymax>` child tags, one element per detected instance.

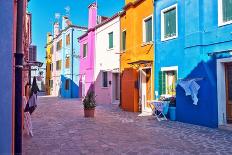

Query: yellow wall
<box><xmin>120</xmin><ymin>0</ymin><xmax>154</xmax><ymax>111</ymax></box>
<box><xmin>45</xmin><ymin>33</ymin><xmax>53</xmax><ymax>95</ymax></box>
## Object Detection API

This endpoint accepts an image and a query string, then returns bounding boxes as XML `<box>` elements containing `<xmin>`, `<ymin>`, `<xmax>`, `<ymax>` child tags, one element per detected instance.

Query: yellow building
<box><xmin>120</xmin><ymin>0</ymin><xmax>154</xmax><ymax>113</ymax></box>
<box><xmin>45</xmin><ymin>33</ymin><xmax>53</xmax><ymax>95</ymax></box>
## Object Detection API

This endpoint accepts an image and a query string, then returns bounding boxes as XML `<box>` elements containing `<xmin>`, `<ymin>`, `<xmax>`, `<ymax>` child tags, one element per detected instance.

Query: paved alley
<box><xmin>23</xmin><ymin>96</ymin><xmax>232</xmax><ymax>155</ymax></box>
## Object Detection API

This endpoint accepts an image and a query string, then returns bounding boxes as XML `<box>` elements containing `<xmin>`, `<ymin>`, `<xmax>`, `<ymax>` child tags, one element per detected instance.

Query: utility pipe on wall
<box><xmin>15</xmin><ymin>0</ymin><xmax>25</xmax><ymax>153</ymax></box>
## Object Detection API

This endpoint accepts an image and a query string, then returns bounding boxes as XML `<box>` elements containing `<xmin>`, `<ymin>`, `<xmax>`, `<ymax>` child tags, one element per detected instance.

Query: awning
<box><xmin>128</xmin><ymin>60</ymin><xmax>153</xmax><ymax>68</ymax></box>
<box><xmin>25</xmin><ymin>61</ymin><xmax>43</xmax><ymax>67</ymax></box>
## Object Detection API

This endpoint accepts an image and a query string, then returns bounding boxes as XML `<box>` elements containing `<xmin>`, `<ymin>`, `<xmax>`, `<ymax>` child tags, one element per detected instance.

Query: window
<box><xmin>65</xmin><ymin>56</ymin><xmax>70</xmax><ymax>68</ymax></box>
<box><xmin>218</xmin><ymin>0</ymin><xmax>232</xmax><ymax>26</ymax></box>
<box><xmin>57</xmin><ymin>39</ymin><xmax>62</xmax><ymax>51</ymax></box>
<box><xmin>159</xmin><ymin>67</ymin><xmax>178</xmax><ymax>96</ymax></box>
<box><xmin>56</xmin><ymin>60</ymin><xmax>62</xmax><ymax>70</ymax></box>
<box><xmin>50</xmin><ymin>45</ymin><xmax>53</xmax><ymax>54</ymax></box>
<box><xmin>161</xmin><ymin>4</ymin><xmax>178</xmax><ymax>41</ymax></box>
<box><xmin>51</xmin><ymin>63</ymin><xmax>53</xmax><ymax>71</ymax></box>
<box><xmin>122</xmin><ymin>30</ymin><xmax>126</xmax><ymax>51</ymax></box>
<box><xmin>65</xmin><ymin>79</ymin><xmax>70</xmax><ymax>90</ymax></box>
<box><xmin>66</xmin><ymin>34</ymin><xmax>70</xmax><ymax>46</ymax></box>
<box><xmin>108</xmin><ymin>32</ymin><xmax>113</xmax><ymax>49</ymax></box>
<box><xmin>49</xmin><ymin>64</ymin><xmax>52</xmax><ymax>71</ymax></box>
<box><xmin>83</xmin><ymin>43</ymin><xmax>87</xmax><ymax>58</ymax></box>
<box><xmin>102</xmin><ymin>71</ymin><xmax>108</xmax><ymax>87</ymax></box>
<box><xmin>143</xmin><ymin>16</ymin><xmax>153</xmax><ymax>42</ymax></box>
<box><xmin>50</xmin><ymin>80</ymin><xmax>53</xmax><ymax>88</ymax></box>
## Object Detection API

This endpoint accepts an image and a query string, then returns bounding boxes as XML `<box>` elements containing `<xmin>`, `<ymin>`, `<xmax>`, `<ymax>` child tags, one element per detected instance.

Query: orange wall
<box><xmin>120</xmin><ymin>0</ymin><xmax>154</xmax><ymax>70</ymax></box>
<box><xmin>120</xmin><ymin>0</ymin><xmax>154</xmax><ymax>111</ymax></box>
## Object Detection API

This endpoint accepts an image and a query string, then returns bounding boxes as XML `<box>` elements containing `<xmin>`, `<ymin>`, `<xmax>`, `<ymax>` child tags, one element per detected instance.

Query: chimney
<box><xmin>88</xmin><ymin>3</ymin><xmax>97</xmax><ymax>29</ymax></box>
<box><xmin>53</xmin><ymin>22</ymin><xmax>59</xmax><ymax>38</ymax></box>
<box><xmin>125</xmin><ymin>0</ymin><xmax>135</xmax><ymax>4</ymax></box>
<box><xmin>47</xmin><ymin>32</ymin><xmax>53</xmax><ymax>43</ymax></box>
<box><xmin>62</xmin><ymin>16</ymin><xmax>69</xmax><ymax>29</ymax></box>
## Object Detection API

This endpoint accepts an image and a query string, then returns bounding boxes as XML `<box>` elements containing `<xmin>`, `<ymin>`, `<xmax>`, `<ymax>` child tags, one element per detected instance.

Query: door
<box><xmin>226</xmin><ymin>63</ymin><xmax>232</xmax><ymax>123</ymax></box>
<box><xmin>82</xmin><ymin>75</ymin><xmax>86</xmax><ymax>98</ymax></box>
<box><xmin>112</xmin><ymin>73</ymin><xmax>120</xmax><ymax>101</ymax></box>
<box><xmin>140</xmin><ymin>69</ymin><xmax>147</xmax><ymax>112</ymax></box>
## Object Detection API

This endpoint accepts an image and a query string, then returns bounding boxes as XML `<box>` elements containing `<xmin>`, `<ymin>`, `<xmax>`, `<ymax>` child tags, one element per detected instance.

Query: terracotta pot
<box><xmin>84</xmin><ymin>109</ymin><xmax>95</xmax><ymax>117</ymax></box>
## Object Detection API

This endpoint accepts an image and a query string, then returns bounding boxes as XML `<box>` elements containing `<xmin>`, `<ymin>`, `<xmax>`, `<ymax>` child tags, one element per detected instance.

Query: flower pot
<box><xmin>84</xmin><ymin>109</ymin><xmax>95</xmax><ymax>117</ymax></box>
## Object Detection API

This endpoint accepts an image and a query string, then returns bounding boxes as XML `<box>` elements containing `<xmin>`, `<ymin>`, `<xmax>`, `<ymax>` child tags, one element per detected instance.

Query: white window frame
<box><xmin>107</xmin><ymin>31</ymin><xmax>114</xmax><ymax>50</ymax></box>
<box><xmin>161</xmin><ymin>4</ymin><xmax>178</xmax><ymax>42</ymax></box>
<box><xmin>143</xmin><ymin>14</ymin><xmax>154</xmax><ymax>43</ymax></box>
<box><xmin>161</xmin><ymin>66</ymin><xmax>178</xmax><ymax>96</ymax></box>
<box><xmin>218</xmin><ymin>0</ymin><xmax>232</xmax><ymax>27</ymax></box>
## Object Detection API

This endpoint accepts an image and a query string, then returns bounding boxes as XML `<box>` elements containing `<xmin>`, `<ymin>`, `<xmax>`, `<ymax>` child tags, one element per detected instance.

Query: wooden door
<box><xmin>226</xmin><ymin>63</ymin><xmax>232</xmax><ymax>123</ymax></box>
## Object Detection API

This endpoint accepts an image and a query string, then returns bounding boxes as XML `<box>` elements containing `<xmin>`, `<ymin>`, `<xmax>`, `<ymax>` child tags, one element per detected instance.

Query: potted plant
<box><xmin>83</xmin><ymin>90</ymin><xmax>96</xmax><ymax>117</ymax></box>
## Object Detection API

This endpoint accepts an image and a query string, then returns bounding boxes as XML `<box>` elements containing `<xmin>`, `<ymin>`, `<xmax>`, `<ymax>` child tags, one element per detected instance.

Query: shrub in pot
<box><xmin>83</xmin><ymin>90</ymin><xmax>96</xmax><ymax>117</ymax></box>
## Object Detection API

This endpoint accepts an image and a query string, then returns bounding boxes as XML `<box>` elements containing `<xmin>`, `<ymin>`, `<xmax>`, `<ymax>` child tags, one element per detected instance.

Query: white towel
<box><xmin>179</xmin><ymin>79</ymin><xmax>200</xmax><ymax>105</ymax></box>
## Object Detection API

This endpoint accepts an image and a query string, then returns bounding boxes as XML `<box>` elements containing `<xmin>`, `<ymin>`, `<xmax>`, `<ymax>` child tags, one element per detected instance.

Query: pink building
<box><xmin>79</xmin><ymin>3</ymin><xmax>120</xmax><ymax>104</ymax></box>
<box><xmin>79</xmin><ymin>3</ymin><xmax>97</xmax><ymax>97</ymax></box>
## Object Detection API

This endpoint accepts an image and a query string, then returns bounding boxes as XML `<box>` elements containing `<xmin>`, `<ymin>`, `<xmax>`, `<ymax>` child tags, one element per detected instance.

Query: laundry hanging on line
<box><xmin>178</xmin><ymin>79</ymin><xmax>200</xmax><ymax>105</ymax></box>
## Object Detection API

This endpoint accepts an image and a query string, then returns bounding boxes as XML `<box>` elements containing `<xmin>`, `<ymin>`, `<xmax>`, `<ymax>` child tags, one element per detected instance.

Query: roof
<box><xmin>128</xmin><ymin>60</ymin><xmax>153</xmax><ymax>65</ymax></box>
<box><xmin>45</xmin><ymin>25</ymin><xmax>88</xmax><ymax>47</ymax></box>
<box><xmin>78</xmin><ymin>12</ymin><xmax>121</xmax><ymax>41</ymax></box>
<box><xmin>123</xmin><ymin>0</ymin><xmax>145</xmax><ymax>11</ymax></box>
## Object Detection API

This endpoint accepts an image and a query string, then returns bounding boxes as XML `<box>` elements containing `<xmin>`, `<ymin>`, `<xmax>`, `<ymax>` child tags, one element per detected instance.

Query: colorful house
<box><xmin>95</xmin><ymin>14</ymin><xmax>121</xmax><ymax>104</ymax></box>
<box><xmin>154</xmin><ymin>0</ymin><xmax>232</xmax><ymax>128</ymax></box>
<box><xmin>79</xmin><ymin>3</ymin><xmax>121</xmax><ymax>104</ymax></box>
<box><xmin>0</xmin><ymin>0</ymin><xmax>32</xmax><ymax>153</ymax></box>
<box><xmin>120</xmin><ymin>0</ymin><xmax>154</xmax><ymax>113</ymax></box>
<box><xmin>47</xmin><ymin>17</ymin><xmax>87</xmax><ymax>98</ymax></box>
<box><xmin>45</xmin><ymin>33</ymin><xmax>53</xmax><ymax>95</ymax></box>
<box><xmin>79</xmin><ymin>3</ymin><xmax>97</xmax><ymax>97</ymax></box>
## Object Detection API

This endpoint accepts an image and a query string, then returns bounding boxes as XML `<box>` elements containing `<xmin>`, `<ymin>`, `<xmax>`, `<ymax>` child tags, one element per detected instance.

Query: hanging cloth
<box><xmin>178</xmin><ymin>79</ymin><xmax>200</xmax><ymax>105</ymax></box>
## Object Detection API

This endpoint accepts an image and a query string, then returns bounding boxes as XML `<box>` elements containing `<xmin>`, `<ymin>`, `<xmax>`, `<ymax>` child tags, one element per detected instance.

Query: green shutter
<box><xmin>145</xmin><ymin>18</ymin><xmax>152</xmax><ymax>42</ymax></box>
<box><xmin>159</xmin><ymin>71</ymin><xmax>166</xmax><ymax>95</ymax></box>
<box><xmin>159</xmin><ymin>71</ymin><xmax>163</xmax><ymax>96</ymax></box>
<box><xmin>122</xmin><ymin>31</ymin><xmax>126</xmax><ymax>50</ymax></box>
<box><xmin>223</xmin><ymin>0</ymin><xmax>232</xmax><ymax>22</ymax></box>
<box><xmin>109</xmin><ymin>32</ymin><xmax>113</xmax><ymax>49</ymax></box>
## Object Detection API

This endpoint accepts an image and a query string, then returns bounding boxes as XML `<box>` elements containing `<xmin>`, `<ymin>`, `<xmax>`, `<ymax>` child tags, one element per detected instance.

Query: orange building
<box><xmin>120</xmin><ymin>0</ymin><xmax>154</xmax><ymax>113</ymax></box>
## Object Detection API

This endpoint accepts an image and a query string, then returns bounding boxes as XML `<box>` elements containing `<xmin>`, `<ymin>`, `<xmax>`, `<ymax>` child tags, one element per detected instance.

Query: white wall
<box><xmin>51</xmin><ymin>35</ymin><xmax>62</xmax><ymax>96</ymax></box>
<box><xmin>95</xmin><ymin>16</ymin><xmax>120</xmax><ymax>78</ymax></box>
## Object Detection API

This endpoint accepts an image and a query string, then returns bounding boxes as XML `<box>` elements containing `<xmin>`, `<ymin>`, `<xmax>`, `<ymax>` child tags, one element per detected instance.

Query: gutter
<box><xmin>14</xmin><ymin>0</ymin><xmax>25</xmax><ymax>153</ymax></box>
<box><xmin>71</xmin><ymin>28</ymin><xmax>74</xmax><ymax>98</ymax></box>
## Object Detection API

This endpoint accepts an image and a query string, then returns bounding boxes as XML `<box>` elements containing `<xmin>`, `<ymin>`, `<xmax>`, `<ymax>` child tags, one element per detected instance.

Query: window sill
<box><xmin>141</xmin><ymin>41</ymin><xmax>154</xmax><ymax>47</ymax></box>
<box><xmin>161</xmin><ymin>35</ymin><xmax>178</xmax><ymax>42</ymax></box>
<box><xmin>218</xmin><ymin>20</ymin><xmax>232</xmax><ymax>27</ymax></box>
<box><xmin>107</xmin><ymin>48</ymin><xmax>114</xmax><ymax>51</ymax></box>
<box><xmin>101</xmin><ymin>87</ymin><xmax>109</xmax><ymax>89</ymax></box>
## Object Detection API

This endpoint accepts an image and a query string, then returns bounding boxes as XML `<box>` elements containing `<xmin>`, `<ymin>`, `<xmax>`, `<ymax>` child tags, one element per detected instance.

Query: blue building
<box><xmin>154</xmin><ymin>0</ymin><xmax>232</xmax><ymax>128</ymax></box>
<box><xmin>49</xmin><ymin>16</ymin><xmax>87</xmax><ymax>98</ymax></box>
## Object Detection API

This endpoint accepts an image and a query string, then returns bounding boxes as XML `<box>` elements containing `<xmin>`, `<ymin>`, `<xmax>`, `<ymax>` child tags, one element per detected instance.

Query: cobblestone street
<box><xmin>23</xmin><ymin>96</ymin><xmax>232</xmax><ymax>155</ymax></box>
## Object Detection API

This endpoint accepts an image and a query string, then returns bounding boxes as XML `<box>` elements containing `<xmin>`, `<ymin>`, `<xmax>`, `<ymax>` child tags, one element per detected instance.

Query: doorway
<box><xmin>139</xmin><ymin>68</ymin><xmax>152</xmax><ymax>113</ymax></box>
<box><xmin>226</xmin><ymin>63</ymin><xmax>232</xmax><ymax>123</ymax></box>
<box><xmin>112</xmin><ymin>73</ymin><xmax>120</xmax><ymax>103</ymax></box>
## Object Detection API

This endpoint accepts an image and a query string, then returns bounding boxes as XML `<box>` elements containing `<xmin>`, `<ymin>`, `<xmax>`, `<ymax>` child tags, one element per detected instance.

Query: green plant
<box><xmin>83</xmin><ymin>91</ymin><xmax>96</xmax><ymax>110</ymax></box>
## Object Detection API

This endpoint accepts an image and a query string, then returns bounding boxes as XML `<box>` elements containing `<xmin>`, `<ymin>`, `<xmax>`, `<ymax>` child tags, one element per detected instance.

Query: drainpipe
<box><xmin>71</xmin><ymin>28</ymin><xmax>74</xmax><ymax>98</ymax></box>
<box><xmin>15</xmin><ymin>0</ymin><xmax>25</xmax><ymax>154</ymax></box>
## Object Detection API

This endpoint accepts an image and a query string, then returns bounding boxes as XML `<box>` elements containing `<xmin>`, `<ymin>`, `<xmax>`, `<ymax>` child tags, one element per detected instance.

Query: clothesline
<box><xmin>178</xmin><ymin>77</ymin><xmax>205</xmax><ymax>82</ymax></box>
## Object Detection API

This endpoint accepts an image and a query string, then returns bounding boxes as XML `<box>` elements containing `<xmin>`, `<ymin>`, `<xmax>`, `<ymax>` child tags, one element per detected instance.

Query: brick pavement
<box><xmin>23</xmin><ymin>96</ymin><xmax>232</xmax><ymax>155</ymax></box>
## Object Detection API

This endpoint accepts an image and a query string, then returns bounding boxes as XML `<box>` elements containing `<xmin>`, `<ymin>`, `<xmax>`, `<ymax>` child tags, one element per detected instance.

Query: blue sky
<box><xmin>28</xmin><ymin>0</ymin><xmax>124</xmax><ymax>66</ymax></box>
